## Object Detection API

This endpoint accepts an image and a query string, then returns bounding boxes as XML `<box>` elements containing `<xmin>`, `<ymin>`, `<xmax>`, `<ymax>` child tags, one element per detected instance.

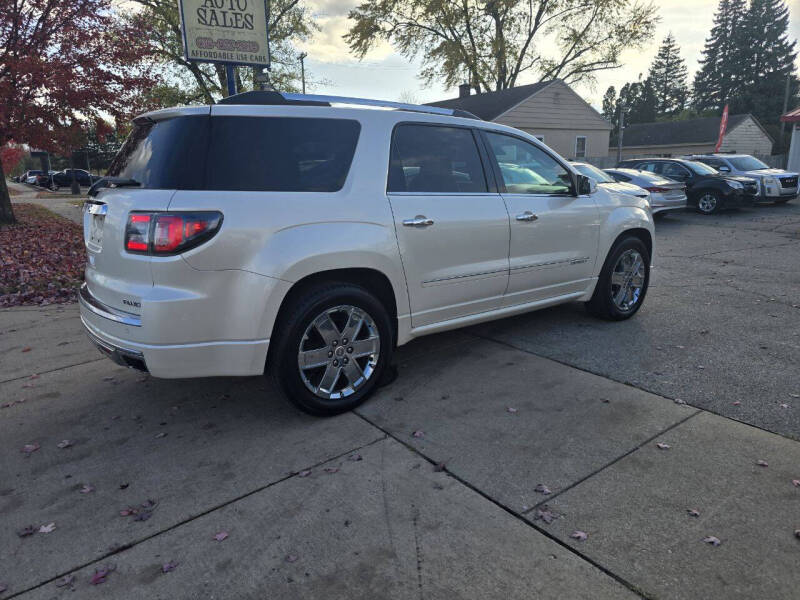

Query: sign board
<box><xmin>178</xmin><ymin>0</ymin><xmax>270</xmax><ymax>68</ymax></box>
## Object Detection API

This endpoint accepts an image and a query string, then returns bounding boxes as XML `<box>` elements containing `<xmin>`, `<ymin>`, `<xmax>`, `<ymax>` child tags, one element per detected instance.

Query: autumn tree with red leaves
<box><xmin>0</xmin><ymin>0</ymin><xmax>156</xmax><ymax>223</ymax></box>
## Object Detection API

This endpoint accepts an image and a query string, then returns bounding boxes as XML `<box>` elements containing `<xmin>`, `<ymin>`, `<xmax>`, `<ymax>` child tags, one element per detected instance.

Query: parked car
<box><xmin>48</xmin><ymin>169</ymin><xmax>98</xmax><ymax>189</ymax></box>
<box><xmin>80</xmin><ymin>91</ymin><xmax>654</xmax><ymax>416</ymax></box>
<box><xmin>604</xmin><ymin>168</ymin><xmax>688</xmax><ymax>215</ymax></box>
<box><xmin>570</xmin><ymin>162</ymin><xmax>650</xmax><ymax>200</ymax></box>
<box><xmin>22</xmin><ymin>170</ymin><xmax>44</xmax><ymax>184</ymax></box>
<box><xmin>617</xmin><ymin>158</ymin><xmax>758</xmax><ymax>215</ymax></box>
<box><xmin>685</xmin><ymin>154</ymin><xmax>798</xmax><ymax>204</ymax></box>
<box><xmin>34</xmin><ymin>171</ymin><xmax>58</xmax><ymax>187</ymax></box>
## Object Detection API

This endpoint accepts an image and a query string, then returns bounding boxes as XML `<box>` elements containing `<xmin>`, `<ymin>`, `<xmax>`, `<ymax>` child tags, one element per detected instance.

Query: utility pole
<box><xmin>298</xmin><ymin>52</ymin><xmax>307</xmax><ymax>94</ymax></box>
<box><xmin>616</xmin><ymin>104</ymin><xmax>625</xmax><ymax>164</ymax></box>
<box><xmin>780</xmin><ymin>73</ymin><xmax>791</xmax><ymax>154</ymax></box>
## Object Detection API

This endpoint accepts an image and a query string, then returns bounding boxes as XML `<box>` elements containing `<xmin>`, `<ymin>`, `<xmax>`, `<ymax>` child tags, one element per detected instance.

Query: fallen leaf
<box><xmin>674</xmin><ymin>398</ymin><xmax>687</xmax><ymax>405</ymax></box>
<box><xmin>21</xmin><ymin>347</ymin><xmax>31</xmax><ymax>353</ymax></box>
<box><xmin>687</xmin><ymin>509</ymin><xmax>701</xmax><ymax>518</ymax></box>
<box><xmin>790</xmin><ymin>393</ymin><xmax>800</xmax><ymax>399</ymax></box>
<box><xmin>285</xmin><ymin>554</ymin><xmax>299</xmax><ymax>563</ymax></box>
<box><xmin>134</xmin><ymin>510</ymin><xmax>153</xmax><ymax>522</ymax></box>
<box><xmin>411</xmin><ymin>430</ymin><xmax>424</xmax><ymax>438</ymax></box>
<box><xmin>103</xmin><ymin>376</ymin><xmax>114</xmax><ymax>381</ymax></box>
<box><xmin>347</xmin><ymin>453</ymin><xmax>363</xmax><ymax>462</ymax></box>
<box><xmin>38</xmin><ymin>522</ymin><xmax>56</xmax><ymax>533</ymax></box>
<box><xmin>507</xmin><ymin>407</ymin><xmax>518</xmax><ymax>413</ymax></box>
<box><xmin>532</xmin><ymin>505</ymin><xmax>559</xmax><ymax>524</ymax></box>
<box><xmin>21</xmin><ymin>443</ymin><xmax>40</xmax><ymax>455</ymax></box>
<box><xmin>795</xmin><ymin>529</ymin><xmax>800</xmax><ymax>539</ymax></box>
<box><xmin>90</xmin><ymin>564</ymin><xmax>116</xmax><ymax>585</ymax></box>
<box><xmin>656</xmin><ymin>442</ymin><xmax>671</xmax><ymax>450</ymax></box>
<box><xmin>0</xmin><ymin>583</ymin><xmax>6</xmax><ymax>593</ymax></box>
<box><xmin>213</xmin><ymin>531</ymin><xmax>228</xmax><ymax>542</ymax></box>
<box><xmin>55</xmin><ymin>575</ymin><xmax>75</xmax><ymax>588</ymax></box>
<box><xmin>119</xmin><ymin>507</ymin><xmax>138</xmax><ymax>517</ymax></box>
<box><xmin>732</xmin><ymin>401</ymin><xmax>741</xmax><ymax>406</ymax></box>
<box><xmin>29</xmin><ymin>374</ymin><xmax>39</xmax><ymax>379</ymax></box>
<box><xmin>324</xmin><ymin>467</ymin><xmax>339</xmax><ymax>474</ymax></box>
<box><xmin>780</xmin><ymin>403</ymin><xmax>789</xmax><ymax>409</ymax></box>
<box><xmin>433</xmin><ymin>462</ymin><xmax>446</xmax><ymax>472</ymax></box>
<box><xmin>534</xmin><ymin>484</ymin><xmax>552</xmax><ymax>495</ymax></box>
<box><xmin>80</xmin><ymin>484</ymin><xmax>95</xmax><ymax>494</ymax></box>
<box><xmin>792</xmin><ymin>480</ymin><xmax>800</xmax><ymax>487</ymax></box>
<box><xmin>154</xmin><ymin>432</ymin><xmax>167</xmax><ymax>439</ymax></box>
<box><xmin>141</xmin><ymin>499</ymin><xmax>158</xmax><ymax>510</ymax></box>
<box><xmin>57</xmin><ymin>440</ymin><xmax>73</xmax><ymax>449</ymax></box>
<box><xmin>298</xmin><ymin>470</ymin><xmax>311</xmax><ymax>478</ymax></box>
<box><xmin>161</xmin><ymin>560</ymin><xmax>179</xmax><ymax>573</ymax></box>
<box><xmin>570</xmin><ymin>530</ymin><xmax>588</xmax><ymax>541</ymax></box>
<box><xmin>17</xmin><ymin>525</ymin><xmax>36</xmax><ymax>538</ymax></box>
<box><xmin>119</xmin><ymin>482</ymin><xmax>129</xmax><ymax>490</ymax></box>
<box><xmin>703</xmin><ymin>535</ymin><xmax>721</xmax><ymax>547</ymax></box>
<box><xmin>756</xmin><ymin>459</ymin><xmax>769</xmax><ymax>467</ymax></box>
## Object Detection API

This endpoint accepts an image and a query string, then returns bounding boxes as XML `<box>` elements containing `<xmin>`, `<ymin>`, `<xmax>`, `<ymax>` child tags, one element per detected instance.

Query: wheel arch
<box><xmin>596</xmin><ymin>207</ymin><xmax>655</xmax><ymax>276</ymax></box>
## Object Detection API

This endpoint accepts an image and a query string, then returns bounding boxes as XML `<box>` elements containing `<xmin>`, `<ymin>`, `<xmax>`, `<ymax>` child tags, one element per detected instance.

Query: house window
<box><xmin>575</xmin><ymin>136</ymin><xmax>587</xmax><ymax>158</ymax></box>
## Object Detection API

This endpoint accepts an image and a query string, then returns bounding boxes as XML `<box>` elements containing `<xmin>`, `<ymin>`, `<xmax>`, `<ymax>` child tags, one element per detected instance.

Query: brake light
<box><xmin>124</xmin><ymin>212</ymin><xmax>222</xmax><ymax>255</ymax></box>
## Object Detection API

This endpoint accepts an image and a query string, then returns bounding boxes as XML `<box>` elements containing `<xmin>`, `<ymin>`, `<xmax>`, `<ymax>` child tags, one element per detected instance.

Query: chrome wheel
<box><xmin>610</xmin><ymin>249</ymin><xmax>645</xmax><ymax>312</ymax></box>
<box><xmin>297</xmin><ymin>305</ymin><xmax>380</xmax><ymax>400</ymax></box>
<box><xmin>697</xmin><ymin>193</ymin><xmax>717</xmax><ymax>213</ymax></box>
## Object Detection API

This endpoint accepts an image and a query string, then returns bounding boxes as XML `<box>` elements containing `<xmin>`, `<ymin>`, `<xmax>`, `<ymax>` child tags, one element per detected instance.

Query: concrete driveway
<box><xmin>2</xmin><ymin>202</ymin><xmax>800</xmax><ymax>599</ymax></box>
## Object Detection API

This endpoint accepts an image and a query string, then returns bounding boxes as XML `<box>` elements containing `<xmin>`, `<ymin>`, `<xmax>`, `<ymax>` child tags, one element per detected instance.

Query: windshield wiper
<box><xmin>88</xmin><ymin>177</ymin><xmax>141</xmax><ymax>197</ymax></box>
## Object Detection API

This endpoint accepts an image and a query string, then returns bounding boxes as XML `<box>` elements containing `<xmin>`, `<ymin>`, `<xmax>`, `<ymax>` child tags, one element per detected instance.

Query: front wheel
<box><xmin>270</xmin><ymin>284</ymin><xmax>393</xmax><ymax>416</ymax></box>
<box><xmin>585</xmin><ymin>237</ymin><xmax>650</xmax><ymax>321</ymax></box>
<box><xmin>696</xmin><ymin>191</ymin><xmax>721</xmax><ymax>214</ymax></box>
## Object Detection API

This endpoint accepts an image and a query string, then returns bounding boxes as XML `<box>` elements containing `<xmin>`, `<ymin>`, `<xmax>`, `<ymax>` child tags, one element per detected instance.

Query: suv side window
<box><xmin>660</xmin><ymin>162</ymin><xmax>691</xmax><ymax>181</ymax></box>
<box><xmin>389</xmin><ymin>124</ymin><xmax>488</xmax><ymax>193</ymax></box>
<box><xmin>484</xmin><ymin>132</ymin><xmax>572</xmax><ymax>195</ymax></box>
<box><xmin>698</xmin><ymin>157</ymin><xmax>725</xmax><ymax>170</ymax></box>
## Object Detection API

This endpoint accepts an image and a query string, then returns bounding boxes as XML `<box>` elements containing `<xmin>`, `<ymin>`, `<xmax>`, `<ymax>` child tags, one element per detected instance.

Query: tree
<box><xmin>602</xmin><ymin>77</ymin><xmax>657</xmax><ymax>142</ymax></box>
<box><xmin>124</xmin><ymin>0</ymin><xmax>316</xmax><ymax>103</ymax></box>
<box><xmin>345</xmin><ymin>0</ymin><xmax>659</xmax><ymax>93</ymax></box>
<box><xmin>737</xmin><ymin>0</ymin><xmax>797</xmax><ymax>130</ymax></box>
<box><xmin>648</xmin><ymin>33</ymin><xmax>689</xmax><ymax>116</ymax></box>
<box><xmin>693</xmin><ymin>0</ymin><xmax>748</xmax><ymax>113</ymax></box>
<box><xmin>0</xmin><ymin>0</ymin><xmax>155</xmax><ymax>223</ymax></box>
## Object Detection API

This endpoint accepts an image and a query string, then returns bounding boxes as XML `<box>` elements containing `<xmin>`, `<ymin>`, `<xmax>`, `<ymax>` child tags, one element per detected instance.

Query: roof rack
<box><xmin>217</xmin><ymin>90</ymin><xmax>481</xmax><ymax>120</ymax></box>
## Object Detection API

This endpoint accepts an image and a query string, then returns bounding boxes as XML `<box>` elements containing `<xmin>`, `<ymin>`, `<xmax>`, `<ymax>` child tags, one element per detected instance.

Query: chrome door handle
<box><xmin>403</xmin><ymin>215</ymin><xmax>434</xmax><ymax>227</ymax></box>
<box><xmin>516</xmin><ymin>211</ymin><xmax>538</xmax><ymax>222</ymax></box>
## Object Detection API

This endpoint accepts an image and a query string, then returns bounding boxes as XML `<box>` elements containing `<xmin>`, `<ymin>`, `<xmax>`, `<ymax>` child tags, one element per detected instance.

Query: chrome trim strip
<box><xmin>510</xmin><ymin>257</ymin><xmax>591</xmax><ymax>271</ymax></box>
<box><xmin>84</xmin><ymin>326</ymin><xmax>144</xmax><ymax>360</ymax></box>
<box><xmin>79</xmin><ymin>283</ymin><xmax>142</xmax><ymax>327</ymax></box>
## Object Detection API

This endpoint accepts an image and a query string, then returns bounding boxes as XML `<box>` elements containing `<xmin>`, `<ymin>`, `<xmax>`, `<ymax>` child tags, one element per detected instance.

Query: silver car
<box><xmin>570</xmin><ymin>162</ymin><xmax>650</xmax><ymax>200</ymax></box>
<box><xmin>604</xmin><ymin>168</ymin><xmax>688</xmax><ymax>214</ymax></box>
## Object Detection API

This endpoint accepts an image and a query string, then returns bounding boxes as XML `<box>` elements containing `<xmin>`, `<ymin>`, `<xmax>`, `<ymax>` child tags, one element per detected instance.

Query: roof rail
<box><xmin>218</xmin><ymin>90</ymin><xmax>481</xmax><ymax>120</ymax></box>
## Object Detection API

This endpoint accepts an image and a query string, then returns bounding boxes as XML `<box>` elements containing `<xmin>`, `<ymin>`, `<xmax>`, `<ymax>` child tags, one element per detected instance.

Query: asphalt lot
<box><xmin>1</xmin><ymin>199</ymin><xmax>800</xmax><ymax>599</ymax></box>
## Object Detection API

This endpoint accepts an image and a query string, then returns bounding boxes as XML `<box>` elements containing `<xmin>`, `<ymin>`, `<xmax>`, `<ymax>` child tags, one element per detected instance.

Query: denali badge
<box><xmin>122</xmin><ymin>299</ymin><xmax>141</xmax><ymax>309</ymax></box>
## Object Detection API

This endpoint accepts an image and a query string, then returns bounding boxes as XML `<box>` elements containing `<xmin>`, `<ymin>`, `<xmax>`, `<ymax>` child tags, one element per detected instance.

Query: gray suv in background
<box><xmin>687</xmin><ymin>154</ymin><xmax>798</xmax><ymax>204</ymax></box>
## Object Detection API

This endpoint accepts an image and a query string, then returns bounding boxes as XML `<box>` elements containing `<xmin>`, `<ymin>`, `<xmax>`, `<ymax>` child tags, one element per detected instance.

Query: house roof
<box><xmin>781</xmin><ymin>107</ymin><xmax>800</xmax><ymax>123</ymax></box>
<box><xmin>426</xmin><ymin>81</ymin><xmax>555</xmax><ymax>121</ymax></box>
<box><xmin>621</xmin><ymin>114</ymin><xmax>762</xmax><ymax>147</ymax></box>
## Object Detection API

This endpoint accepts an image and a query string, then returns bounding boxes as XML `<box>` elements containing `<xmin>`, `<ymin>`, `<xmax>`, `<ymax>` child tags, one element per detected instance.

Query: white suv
<box><xmin>80</xmin><ymin>91</ymin><xmax>654</xmax><ymax>415</ymax></box>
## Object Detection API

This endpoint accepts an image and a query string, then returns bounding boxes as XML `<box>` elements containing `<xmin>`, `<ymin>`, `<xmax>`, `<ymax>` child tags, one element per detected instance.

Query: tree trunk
<box><xmin>0</xmin><ymin>158</ymin><xmax>16</xmax><ymax>224</ymax></box>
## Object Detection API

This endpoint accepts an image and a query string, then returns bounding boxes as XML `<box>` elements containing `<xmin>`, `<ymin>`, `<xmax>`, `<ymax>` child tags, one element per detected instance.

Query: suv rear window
<box><xmin>108</xmin><ymin>115</ymin><xmax>361</xmax><ymax>192</ymax></box>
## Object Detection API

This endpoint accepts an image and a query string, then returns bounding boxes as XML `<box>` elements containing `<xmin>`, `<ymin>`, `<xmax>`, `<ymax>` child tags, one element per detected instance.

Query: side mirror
<box><xmin>718</xmin><ymin>165</ymin><xmax>731</xmax><ymax>172</ymax></box>
<box><xmin>576</xmin><ymin>174</ymin><xmax>597</xmax><ymax>195</ymax></box>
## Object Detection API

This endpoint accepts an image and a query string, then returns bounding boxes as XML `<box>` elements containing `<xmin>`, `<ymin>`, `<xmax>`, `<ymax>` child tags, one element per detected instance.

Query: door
<box><xmin>387</xmin><ymin>124</ymin><xmax>510</xmax><ymax>328</ymax></box>
<box><xmin>481</xmin><ymin>131</ymin><xmax>600</xmax><ymax>307</ymax></box>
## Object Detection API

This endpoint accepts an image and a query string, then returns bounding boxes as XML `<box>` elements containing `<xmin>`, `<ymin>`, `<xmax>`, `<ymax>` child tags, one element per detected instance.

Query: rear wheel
<box><xmin>696</xmin><ymin>191</ymin><xmax>721</xmax><ymax>214</ymax></box>
<box><xmin>270</xmin><ymin>284</ymin><xmax>392</xmax><ymax>416</ymax></box>
<box><xmin>585</xmin><ymin>236</ymin><xmax>650</xmax><ymax>321</ymax></box>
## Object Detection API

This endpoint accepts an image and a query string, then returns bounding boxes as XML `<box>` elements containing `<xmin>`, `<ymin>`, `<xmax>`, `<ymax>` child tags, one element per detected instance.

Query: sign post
<box><xmin>178</xmin><ymin>0</ymin><xmax>270</xmax><ymax>96</ymax></box>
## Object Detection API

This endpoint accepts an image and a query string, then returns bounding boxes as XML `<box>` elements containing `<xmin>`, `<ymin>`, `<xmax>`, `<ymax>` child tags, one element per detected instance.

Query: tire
<box><xmin>585</xmin><ymin>236</ymin><xmax>650</xmax><ymax>321</ymax></box>
<box><xmin>695</xmin><ymin>190</ymin><xmax>721</xmax><ymax>214</ymax></box>
<box><xmin>50</xmin><ymin>183</ymin><xmax>59</xmax><ymax>192</ymax></box>
<box><xmin>269</xmin><ymin>283</ymin><xmax>393</xmax><ymax>416</ymax></box>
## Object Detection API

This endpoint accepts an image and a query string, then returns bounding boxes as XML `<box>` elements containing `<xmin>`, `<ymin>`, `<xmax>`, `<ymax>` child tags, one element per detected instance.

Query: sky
<box><xmin>295</xmin><ymin>0</ymin><xmax>800</xmax><ymax>109</ymax></box>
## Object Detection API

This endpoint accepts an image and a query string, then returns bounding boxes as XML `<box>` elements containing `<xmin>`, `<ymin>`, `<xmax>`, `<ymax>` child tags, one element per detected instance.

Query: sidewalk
<box><xmin>1</xmin><ymin>305</ymin><xmax>799</xmax><ymax>599</ymax></box>
<box><xmin>7</xmin><ymin>181</ymin><xmax>84</xmax><ymax>224</ymax></box>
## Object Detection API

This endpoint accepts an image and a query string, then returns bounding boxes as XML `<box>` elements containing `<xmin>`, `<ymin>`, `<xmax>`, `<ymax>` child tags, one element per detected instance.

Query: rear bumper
<box><xmin>650</xmin><ymin>194</ymin><xmax>687</xmax><ymax>214</ymax></box>
<box><xmin>79</xmin><ymin>283</ymin><xmax>271</xmax><ymax>378</ymax></box>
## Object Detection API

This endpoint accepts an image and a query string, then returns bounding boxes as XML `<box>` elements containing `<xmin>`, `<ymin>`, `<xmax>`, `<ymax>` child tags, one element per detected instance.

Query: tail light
<box><xmin>645</xmin><ymin>187</ymin><xmax>672</xmax><ymax>193</ymax></box>
<box><xmin>125</xmin><ymin>212</ymin><xmax>222</xmax><ymax>255</ymax></box>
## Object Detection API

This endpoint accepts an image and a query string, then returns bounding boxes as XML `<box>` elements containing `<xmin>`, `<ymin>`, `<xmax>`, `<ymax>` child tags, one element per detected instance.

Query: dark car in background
<box><xmin>616</xmin><ymin>158</ymin><xmax>758</xmax><ymax>215</ymax></box>
<box><xmin>685</xmin><ymin>154</ymin><xmax>798</xmax><ymax>204</ymax></box>
<box><xmin>45</xmin><ymin>169</ymin><xmax>100</xmax><ymax>190</ymax></box>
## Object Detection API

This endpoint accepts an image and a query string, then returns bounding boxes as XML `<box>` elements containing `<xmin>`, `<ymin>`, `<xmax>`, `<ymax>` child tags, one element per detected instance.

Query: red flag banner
<box><xmin>715</xmin><ymin>105</ymin><xmax>729</xmax><ymax>152</ymax></box>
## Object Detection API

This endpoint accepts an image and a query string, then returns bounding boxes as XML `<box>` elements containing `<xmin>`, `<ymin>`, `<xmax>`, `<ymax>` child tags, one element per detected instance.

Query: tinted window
<box><xmin>696</xmin><ymin>157</ymin><xmax>726</xmax><ymax>169</ymax></box>
<box><xmin>728</xmin><ymin>156</ymin><xmax>769</xmax><ymax>171</ymax></box>
<box><xmin>573</xmin><ymin>163</ymin><xmax>615</xmax><ymax>183</ymax></box>
<box><xmin>208</xmin><ymin>117</ymin><xmax>360</xmax><ymax>192</ymax></box>
<box><xmin>685</xmin><ymin>160</ymin><xmax>718</xmax><ymax>176</ymax></box>
<box><xmin>108</xmin><ymin>115</ymin><xmax>360</xmax><ymax>192</ymax></box>
<box><xmin>659</xmin><ymin>162</ymin><xmax>691</xmax><ymax>181</ymax></box>
<box><xmin>108</xmin><ymin>116</ymin><xmax>209</xmax><ymax>189</ymax></box>
<box><xmin>611</xmin><ymin>172</ymin><xmax>631</xmax><ymax>182</ymax></box>
<box><xmin>486</xmin><ymin>132</ymin><xmax>572</xmax><ymax>194</ymax></box>
<box><xmin>389</xmin><ymin>125</ymin><xmax>487</xmax><ymax>193</ymax></box>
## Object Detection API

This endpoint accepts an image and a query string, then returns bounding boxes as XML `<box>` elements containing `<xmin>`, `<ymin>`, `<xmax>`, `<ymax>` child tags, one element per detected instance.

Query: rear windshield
<box><xmin>108</xmin><ymin>115</ymin><xmax>361</xmax><ymax>192</ymax></box>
